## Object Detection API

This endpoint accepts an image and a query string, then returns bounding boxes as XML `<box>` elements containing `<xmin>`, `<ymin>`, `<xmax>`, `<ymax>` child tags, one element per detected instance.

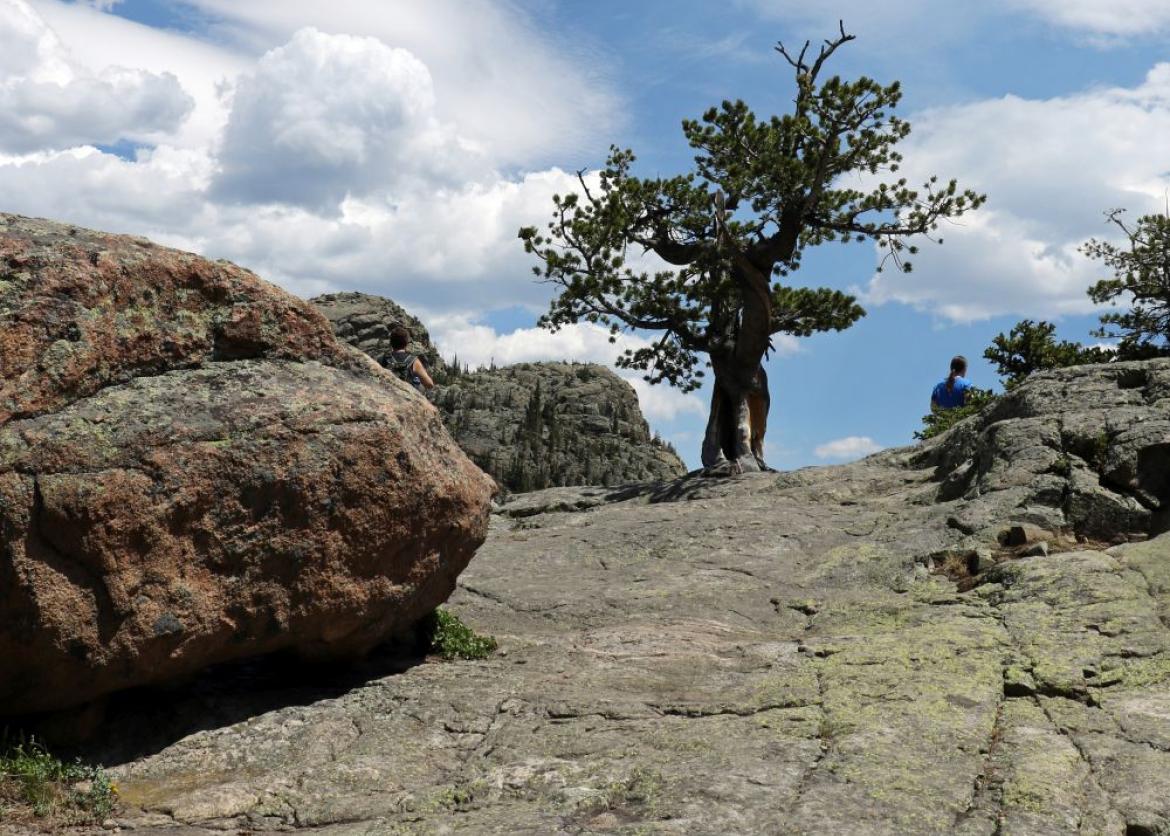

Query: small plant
<box><xmin>593</xmin><ymin>767</ymin><xmax>666</xmax><ymax>815</ymax></box>
<box><xmin>427</xmin><ymin>608</ymin><xmax>498</xmax><ymax>660</ymax></box>
<box><xmin>0</xmin><ymin>735</ymin><xmax>117</xmax><ymax>825</ymax></box>
<box><xmin>1088</xmin><ymin>430</ymin><xmax>1111</xmax><ymax>471</ymax></box>
<box><xmin>914</xmin><ymin>387</ymin><xmax>996</xmax><ymax>440</ymax></box>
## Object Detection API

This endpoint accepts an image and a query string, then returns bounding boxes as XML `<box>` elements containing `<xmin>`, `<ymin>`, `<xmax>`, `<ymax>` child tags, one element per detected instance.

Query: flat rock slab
<box><xmin>15</xmin><ymin>444</ymin><xmax>1167</xmax><ymax>835</ymax></box>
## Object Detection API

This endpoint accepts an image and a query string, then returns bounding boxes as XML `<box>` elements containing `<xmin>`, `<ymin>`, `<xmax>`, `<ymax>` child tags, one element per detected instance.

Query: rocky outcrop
<box><xmin>916</xmin><ymin>358</ymin><xmax>1170</xmax><ymax>543</ymax></box>
<box><xmin>75</xmin><ymin>360</ymin><xmax>1169</xmax><ymax>835</ymax></box>
<box><xmin>311</xmin><ymin>292</ymin><xmax>687</xmax><ymax>492</ymax></box>
<box><xmin>310</xmin><ymin>291</ymin><xmax>445</xmax><ymax>376</ymax></box>
<box><xmin>433</xmin><ymin>362</ymin><xmax>686</xmax><ymax>492</ymax></box>
<box><xmin>0</xmin><ymin>214</ymin><xmax>494</xmax><ymax>716</ymax></box>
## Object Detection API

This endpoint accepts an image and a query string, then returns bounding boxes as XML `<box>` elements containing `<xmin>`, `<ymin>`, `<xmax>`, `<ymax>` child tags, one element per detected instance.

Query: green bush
<box><xmin>914</xmin><ymin>387</ymin><xmax>996</xmax><ymax>441</ymax></box>
<box><xmin>427</xmin><ymin>608</ymin><xmax>498</xmax><ymax>660</ymax></box>
<box><xmin>0</xmin><ymin>736</ymin><xmax>116</xmax><ymax>825</ymax></box>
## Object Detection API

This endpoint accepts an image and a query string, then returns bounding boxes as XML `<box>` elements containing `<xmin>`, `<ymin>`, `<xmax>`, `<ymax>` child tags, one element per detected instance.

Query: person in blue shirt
<box><xmin>931</xmin><ymin>355</ymin><xmax>971</xmax><ymax>410</ymax></box>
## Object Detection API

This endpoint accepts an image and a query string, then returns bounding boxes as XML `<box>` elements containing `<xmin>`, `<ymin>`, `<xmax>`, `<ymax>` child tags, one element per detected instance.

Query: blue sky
<box><xmin>3</xmin><ymin>0</ymin><xmax>1169</xmax><ymax>470</ymax></box>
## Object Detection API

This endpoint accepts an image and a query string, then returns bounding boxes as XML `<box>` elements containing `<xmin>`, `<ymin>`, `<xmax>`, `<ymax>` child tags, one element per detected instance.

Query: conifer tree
<box><xmin>1082</xmin><ymin>209</ymin><xmax>1170</xmax><ymax>358</ymax></box>
<box><xmin>521</xmin><ymin>25</ymin><xmax>983</xmax><ymax>470</ymax></box>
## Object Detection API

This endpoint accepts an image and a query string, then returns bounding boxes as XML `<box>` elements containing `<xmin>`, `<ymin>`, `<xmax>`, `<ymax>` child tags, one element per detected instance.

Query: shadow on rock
<box><xmin>13</xmin><ymin>640</ymin><xmax>428</xmax><ymax>768</ymax></box>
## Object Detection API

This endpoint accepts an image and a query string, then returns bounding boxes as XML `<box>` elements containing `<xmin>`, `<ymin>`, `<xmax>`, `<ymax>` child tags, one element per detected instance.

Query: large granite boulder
<box><xmin>0</xmin><ymin>214</ymin><xmax>494</xmax><ymax>716</ymax></box>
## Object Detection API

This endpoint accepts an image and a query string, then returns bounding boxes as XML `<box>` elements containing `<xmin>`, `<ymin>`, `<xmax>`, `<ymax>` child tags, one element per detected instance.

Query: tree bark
<box><xmin>701</xmin><ymin>366</ymin><xmax>768</xmax><ymax>472</ymax></box>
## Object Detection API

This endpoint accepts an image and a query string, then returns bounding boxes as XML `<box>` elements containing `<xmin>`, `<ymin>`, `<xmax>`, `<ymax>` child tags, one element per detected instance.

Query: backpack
<box><xmin>384</xmin><ymin>350</ymin><xmax>423</xmax><ymax>391</ymax></box>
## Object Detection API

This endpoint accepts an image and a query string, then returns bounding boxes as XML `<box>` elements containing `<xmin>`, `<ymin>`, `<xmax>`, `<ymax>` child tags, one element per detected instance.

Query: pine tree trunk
<box><xmin>700</xmin><ymin>375</ymin><xmax>762</xmax><ymax>472</ymax></box>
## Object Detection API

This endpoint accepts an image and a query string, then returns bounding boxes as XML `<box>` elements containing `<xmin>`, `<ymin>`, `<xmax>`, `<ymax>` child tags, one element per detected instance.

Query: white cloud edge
<box><xmin>813</xmin><ymin>436</ymin><xmax>885</xmax><ymax>461</ymax></box>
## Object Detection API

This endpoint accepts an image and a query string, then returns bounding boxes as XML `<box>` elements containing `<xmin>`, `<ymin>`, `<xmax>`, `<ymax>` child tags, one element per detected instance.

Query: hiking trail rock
<box><xmin>0</xmin><ymin>214</ymin><xmax>494</xmax><ymax>716</ymax></box>
<box><xmin>23</xmin><ymin>357</ymin><xmax>1166</xmax><ymax>835</ymax></box>
<box><xmin>312</xmin><ymin>292</ymin><xmax>686</xmax><ymax>492</ymax></box>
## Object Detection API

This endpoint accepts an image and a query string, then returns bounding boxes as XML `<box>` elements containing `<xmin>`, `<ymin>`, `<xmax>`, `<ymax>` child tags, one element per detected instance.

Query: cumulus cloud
<box><xmin>1005</xmin><ymin>0</ymin><xmax>1170</xmax><ymax>37</ymax></box>
<box><xmin>163</xmin><ymin>0</ymin><xmax>620</xmax><ymax>165</ymax></box>
<box><xmin>214</xmin><ymin>28</ymin><xmax>482</xmax><ymax>210</ymax></box>
<box><xmin>427</xmin><ymin>318</ymin><xmax>651</xmax><ymax>370</ymax></box>
<box><xmin>0</xmin><ymin>0</ymin><xmax>192</xmax><ymax>153</ymax></box>
<box><xmin>860</xmin><ymin>65</ymin><xmax>1170</xmax><ymax>322</ymax></box>
<box><xmin>813</xmin><ymin>436</ymin><xmax>884</xmax><ymax>461</ymax></box>
<box><xmin>623</xmin><ymin>376</ymin><xmax>708</xmax><ymax>422</ymax></box>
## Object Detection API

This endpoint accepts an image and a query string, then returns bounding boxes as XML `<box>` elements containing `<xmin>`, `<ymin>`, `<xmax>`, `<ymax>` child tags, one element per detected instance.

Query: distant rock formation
<box><xmin>0</xmin><ymin>214</ymin><xmax>494</xmax><ymax>716</ymax></box>
<box><xmin>434</xmin><ymin>362</ymin><xmax>687</xmax><ymax>492</ymax></box>
<box><xmin>311</xmin><ymin>293</ymin><xmax>688</xmax><ymax>492</ymax></box>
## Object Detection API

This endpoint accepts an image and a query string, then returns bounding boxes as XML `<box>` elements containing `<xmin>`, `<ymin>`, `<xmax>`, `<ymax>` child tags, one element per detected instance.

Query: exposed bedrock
<box><xmin>17</xmin><ymin>359</ymin><xmax>1159</xmax><ymax>835</ymax></box>
<box><xmin>916</xmin><ymin>358</ymin><xmax>1170</xmax><ymax>542</ymax></box>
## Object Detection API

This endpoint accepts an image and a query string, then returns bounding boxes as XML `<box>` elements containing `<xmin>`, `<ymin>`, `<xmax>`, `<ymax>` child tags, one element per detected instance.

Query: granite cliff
<box><xmin>27</xmin><ymin>358</ymin><xmax>1169</xmax><ymax>835</ymax></box>
<box><xmin>311</xmin><ymin>293</ymin><xmax>687</xmax><ymax>492</ymax></box>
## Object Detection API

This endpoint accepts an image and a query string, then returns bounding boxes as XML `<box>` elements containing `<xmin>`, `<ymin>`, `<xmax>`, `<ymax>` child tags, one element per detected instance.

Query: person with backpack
<box><xmin>383</xmin><ymin>326</ymin><xmax>435</xmax><ymax>392</ymax></box>
<box><xmin>930</xmin><ymin>355</ymin><xmax>971</xmax><ymax>410</ymax></box>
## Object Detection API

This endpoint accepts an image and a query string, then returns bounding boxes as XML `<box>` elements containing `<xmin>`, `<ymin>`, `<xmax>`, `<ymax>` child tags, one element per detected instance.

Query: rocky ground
<box><xmin>9</xmin><ymin>360</ymin><xmax>1165</xmax><ymax>835</ymax></box>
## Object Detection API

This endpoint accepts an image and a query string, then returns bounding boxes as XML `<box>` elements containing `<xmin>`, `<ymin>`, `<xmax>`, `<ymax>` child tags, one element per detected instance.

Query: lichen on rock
<box><xmin>0</xmin><ymin>214</ymin><xmax>494</xmax><ymax>716</ymax></box>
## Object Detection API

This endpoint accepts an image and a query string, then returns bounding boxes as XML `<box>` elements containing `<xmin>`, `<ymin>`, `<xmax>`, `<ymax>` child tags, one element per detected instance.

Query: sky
<box><xmin>2</xmin><ymin>0</ymin><xmax>1169</xmax><ymax>470</ymax></box>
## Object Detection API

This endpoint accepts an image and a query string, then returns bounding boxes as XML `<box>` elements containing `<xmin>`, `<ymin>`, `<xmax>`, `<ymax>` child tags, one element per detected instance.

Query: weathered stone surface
<box><xmin>1</xmin><ymin>214</ymin><xmax>360</xmax><ymax>425</ymax></box>
<box><xmin>0</xmin><ymin>215</ymin><xmax>494</xmax><ymax>716</ymax></box>
<box><xmin>312</xmin><ymin>292</ymin><xmax>687</xmax><ymax>493</ymax></box>
<box><xmin>919</xmin><ymin>358</ymin><xmax>1170</xmax><ymax>542</ymax></box>
<box><xmin>8</xmin><ymin>360</ymin><xmax>1170</xmax><ymax>834</ymax></box>
<box><xmin>310</xmin><ymin>291</ymin><xmax>445</xmax><ymax>375</ymax></box>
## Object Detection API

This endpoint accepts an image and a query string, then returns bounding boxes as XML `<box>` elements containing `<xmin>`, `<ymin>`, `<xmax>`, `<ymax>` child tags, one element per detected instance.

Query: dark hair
<box><xmin>390</xmin><ymin>326</ymin><xmax>410</xmax><ymax>350</ymax></box>
<box><xmin>946</xmin><ymin>355</ymin><xmax>968</xmax><ymax>393</ymax></box>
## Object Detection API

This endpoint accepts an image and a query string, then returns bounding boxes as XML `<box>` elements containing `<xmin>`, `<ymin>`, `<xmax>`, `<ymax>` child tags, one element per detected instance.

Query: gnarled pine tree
<box><xmin>520</xmin><ymin>26</ymin><xmax>984</xmax><ymax>471</ymax></box>
<box><xmin>1083</xmin><ymin>209</ymin><xmax>1170</xmax><ymax>358</ymax></box>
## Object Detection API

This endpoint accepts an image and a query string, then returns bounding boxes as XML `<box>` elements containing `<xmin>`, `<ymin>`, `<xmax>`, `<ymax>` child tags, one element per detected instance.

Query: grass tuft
<box><xmin>427</xmin><ymin>607</ymin><xmax>498</xmax><ymax>661</ymax></box>
<box><xmin>0</xmin><ymin>734</ymin><xmax>117</xmax><ymax>826</ymax></box>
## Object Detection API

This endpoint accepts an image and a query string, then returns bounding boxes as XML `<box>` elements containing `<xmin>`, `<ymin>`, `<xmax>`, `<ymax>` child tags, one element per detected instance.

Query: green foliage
<box><xmin>0</xmin><ymin>736</ymin><xmax>116</xmax><ymax>825</ymax></box>
<box><xmin>519</xmin><ymin>27</ymin><xmax>983</xmax><ymax>396</ymax></box>
<box><xmin>427</xmin><ymin>608</ymin><xmax>498</xmax><ymax>661</ymax></box>
<box><xmin>1082</xmin><ymin>209</ymin><xmax>1170</xmax><ymax>358</ymax></box>
<box><xmin>984</xmin><ymin>319</ymin><xmax>1113</xmax><ymax>387</ymax></box>
<box><xmin>914</xmin><ymin>387</ymin><xmax>995</xmax><ymax>441</ymax></box>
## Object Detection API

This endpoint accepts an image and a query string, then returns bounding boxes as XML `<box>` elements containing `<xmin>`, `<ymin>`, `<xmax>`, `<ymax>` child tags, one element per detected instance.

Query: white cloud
<box><xmin>622</xmin><ymin>376</ymin><xmax>708</xmax><ymax>422</ymax></box>
<box><xmin>860</xmin><ymin>65</ymin><xmax>1170</xmax><ymax>322</ymax></box>
<box><xmin>28</xmin><ymin>0</ymin><xmax>250</xmax><ymax>150</ymax></box>
<box><xmin>1005</xmin><ymin>0</ymin><xmax>1170</xmax><ymax>37</ymax></box>
<box><xmin>163</xmin><ymin>0</ymin><xmax>620</xmax><ymax>166</ymax></box>
<box><xmin>427</xmin><ymin>318</ymin><xmax>649</xmax><ymax>370</ymax></box>
<box><xmin>0</xmin><ymin>0</ymin><xmax>193</xmax><ymax>153</ymax></box>
<box><xmin>214</xmin><ymin>28</ymin><xmax>482</xmax><ymax>211</ymax></box>
<box><xmin>0</xmin><ymin>6</ymin><xmax>618</xmax><ymax>316</ymax></box>
<box><xmin>813</xmin><ymin>436</ymin><xmax>884</xmax><ymax>461</ymax></box>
